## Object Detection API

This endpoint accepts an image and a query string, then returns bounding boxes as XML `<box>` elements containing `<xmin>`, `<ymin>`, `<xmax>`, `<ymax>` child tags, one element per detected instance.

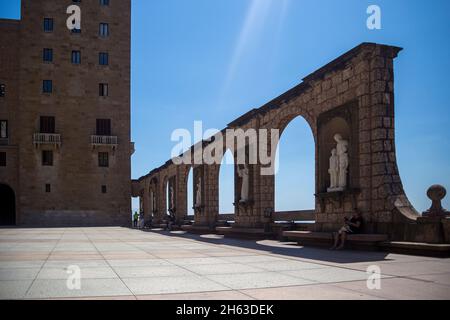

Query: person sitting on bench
<box><xmin>331</xmin><ymin>212</ymin><xmax>363</xmax><ymax>250</ymax></box>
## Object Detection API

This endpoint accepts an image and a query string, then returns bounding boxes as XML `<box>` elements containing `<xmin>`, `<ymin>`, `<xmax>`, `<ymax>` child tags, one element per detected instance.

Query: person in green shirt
<box><xmin>133</xmin><ymin>212</ymin><xmax>139</xmax><ymax>228</ymax></box>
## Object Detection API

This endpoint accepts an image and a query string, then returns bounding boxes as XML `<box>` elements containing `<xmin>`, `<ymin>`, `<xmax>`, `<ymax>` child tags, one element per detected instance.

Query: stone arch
<box><xmin>0</xmin><ymin>184</ymin><xmax>16</xmax><ymax>226</ymax></box>
<box><xmin>218</xmin><ymin>149</ymin><xmax>235</xmax><ymax>215</ymax></box>
<box><xmin>273</xmin><ymin>115</ymin><xmax>316</xmax><ymax>212</ymax></box>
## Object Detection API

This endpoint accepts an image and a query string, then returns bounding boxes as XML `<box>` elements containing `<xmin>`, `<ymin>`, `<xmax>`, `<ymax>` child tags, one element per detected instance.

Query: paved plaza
<box><xmin>0</xmin><ymin>227</ymin><xmax>449</xmax><ymax>300</ymax></box>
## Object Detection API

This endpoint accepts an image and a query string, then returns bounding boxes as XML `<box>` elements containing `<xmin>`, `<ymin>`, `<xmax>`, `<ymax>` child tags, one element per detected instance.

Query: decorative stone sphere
<box><xmin>427</xmin><ymin>185</ymin><xmax>447</xmax><ymax>202</ymax></box>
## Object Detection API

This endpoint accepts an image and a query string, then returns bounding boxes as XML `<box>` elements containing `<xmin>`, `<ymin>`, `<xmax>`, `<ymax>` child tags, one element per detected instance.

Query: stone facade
<box><xmin>134</xmin><ymin>43</ymin><xmax>427</xmax><ymax>241</ymax></box>
<box><xmin>0</xmin><ymin>0</ymin><xmax>132</xmax><ymax>226</ymax></box>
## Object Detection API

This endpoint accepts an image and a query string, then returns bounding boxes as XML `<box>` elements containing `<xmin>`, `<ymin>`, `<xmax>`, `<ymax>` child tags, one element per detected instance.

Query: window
<box><xmin>99</xmin><ymin>52</ymin><xmax>109</xmax><ymax>65</ymax></box>
<box><xmin>0</xmin><ymin>84</ymin><xmax>5</xmax><ymax>97</ymax></box>
<box><xmin>99</xmin><ymin>83</ymin><xmax>108</xmax><ymax>97</ymax></box>
<box><xmin>100</xmin><ymin>0</ymin><xmax>109</xmax><ymax>6</ymax></box>
<box><xmin>0</xmin><ymin>120</ymin><xmax>7</xmax><ymax>139</ymax></box>
<box><xmin>42</xmin><ymin>150</ymin><xmax>54</xmax><ymax>166</ymax></box>
<box><xmin>99</xmin><ymin>23</ymin><xmax>109</xmax><ymax>37</ymax></box>
<box><xmin>71</xmin><ymin>50</ymin><xmax>81</xmax><ymax>64</ymax></box>
<box><xmin>0</xmin><ymin>152</ymin><xmax>6</xmax><ymax>167</ymax></box>
<box><xmin>45</xmin><ymin>184</ymin><xmax>51</xmax><ymax>193</ymax></box>
<box><xmin>43</xmin><ymin>48</ymin><xmax>53</xmax><ymax>62</ymax></box>
<box><xmin>44</xmin><ymin>18</ymin><xmax>54</xmax><ymax>32</ymax></box>
<box><xmin>43</xmin><ymin>80</ymin><xmax>53</xmax><ymax>93</ymax></box>
<box><xmin>98</xmin><ymin>152</ymin><xmax>109</xmax><ymax>167</ymax></box>
<box><xmin>101</xmin><ymin>185</ymin><xmax>107</xmax><ymax>194</ymax></box>
<box><xmin>96</xmin><ymin>119</ymin><xmax>111</xmax><ymax>136</ymax></box>
<box><xmin>40</xmin><ymin>116</ymin><xmax>55</xmax><ymax>134</ymax></box>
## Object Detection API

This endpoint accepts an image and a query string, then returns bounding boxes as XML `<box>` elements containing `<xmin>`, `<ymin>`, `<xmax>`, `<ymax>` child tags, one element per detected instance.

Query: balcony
<box><xmin>33</xmin><ymin>133</ymin><xmax>61</xmax><ymax>148</ymax></box>
<box><xmin>91</xmin><ymin>135</ymin><xmax>118</xmax><ymax>150</ymax></box>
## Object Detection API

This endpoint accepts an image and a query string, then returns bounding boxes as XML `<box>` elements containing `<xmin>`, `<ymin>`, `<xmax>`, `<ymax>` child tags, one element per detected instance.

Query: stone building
<box><xmin>0</xmin><ymin>0</ymin><xmax>132</xmax><ymax>226</ymax></box>
<box><xmin>133</xmin><ymin>43</ymin><xmax>449</xmax><ymax>245</ymax></box>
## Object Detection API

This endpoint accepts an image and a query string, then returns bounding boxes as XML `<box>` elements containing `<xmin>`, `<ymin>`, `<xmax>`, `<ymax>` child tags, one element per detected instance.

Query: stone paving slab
<box><xmin>0</xmin><ymin>227</ymin><xmax>449</xmax><ymax>300</ymax></box>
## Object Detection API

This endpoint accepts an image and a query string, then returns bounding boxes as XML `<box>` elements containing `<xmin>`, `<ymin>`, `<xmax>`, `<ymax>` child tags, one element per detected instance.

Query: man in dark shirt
<box><xmin>331</xmin><ymin>212</ymin><xmax>363</xmax><ymax>250</ymax></box>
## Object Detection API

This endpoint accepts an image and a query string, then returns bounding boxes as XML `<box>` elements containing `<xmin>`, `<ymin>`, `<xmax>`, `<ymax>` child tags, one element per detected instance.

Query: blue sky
<box><xmin>1</xmin><ymin>0</ymin><xmax>449</xmax><ymax>214</ymax></box>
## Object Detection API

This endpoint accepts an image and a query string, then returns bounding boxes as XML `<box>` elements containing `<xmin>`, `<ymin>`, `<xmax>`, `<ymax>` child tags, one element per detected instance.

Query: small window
<box><xmin>0</xmin><ymin>152</ymin><xmax>6</xmax><ymax>167</ymax></box>
<box><xmin>99</xmin><ymin>83</ymin><xmax>109</xmax><ymax>97</ymax></box>
<box><xmin>99</xmin><ymin>52</ymin><xmax>109</xmax><ymax>66</ymax></box>
<box><xmin>43</xmin><ymin>48</ymin><xmax>53</xmax><ymax>62</ymax></box>
<box><xmin>101</xmin><ymin>185</ymin><xmax>107</xmax><ymax>194</ymax></box>
<box><xmin>42</xmin><ymin>150</ymin><xmax>54</xmax><ymax>166</ymax></box>
<box><xmin>43</xmin><ymin>80</ymin><xmax>53</xmax><ymax>93</ymax></box>
<box><xmin>45</xmin><ymin>184</ymin><xmax>51</xmax><ymax>193</ymax></box>
<box><xmin>44</xmin><ymin>18</ymin><xmax>54</xmax><ymax>32</ymax></box>
<box><xmin>40</xmin><ymin>116</ymin><xmax>55</xmax><ymax>134</ymax></box>
<box><xmin>0</xmin><ymin>120</ymin><xmax>8</xmax><ymax>139</ymax></box>
<box><xmin>99</xmin><ymin>23</ymin><xmax>109</xmax><ymax>37</ymax></box>
<box><xmin>100</xmin><ymin>0</ymin><xmax>109</xmax><ymax>6</ymax></box>
<box><xmin>0</xmin><ymin>84</ymin><xmax>6</xmax><ymax>97</ymax></box>
<box><xmin>98</xmin><ymin>152</ymin><xmax>109</xmax><ymax>168</ymax></box>
<box><xmin>71</xmin><ymin>50</ymin><xmax>81</xmax><ymax>64</ymax></box>
<box><xmin>96</xmin><ymin>119</ymin><xmax>111</xmax><ymax>136</ymax></box>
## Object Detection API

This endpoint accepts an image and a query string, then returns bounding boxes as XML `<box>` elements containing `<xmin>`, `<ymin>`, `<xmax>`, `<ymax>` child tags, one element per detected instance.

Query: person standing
<box><xmin>133</xmin><ymin>211</ymin><xmax>139</xmax><ymax>228</ymax></box>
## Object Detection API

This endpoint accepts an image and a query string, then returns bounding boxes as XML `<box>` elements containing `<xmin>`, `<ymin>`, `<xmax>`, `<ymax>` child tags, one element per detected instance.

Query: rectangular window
<box><xmin>40</xmin><ymin>116</ymin><xmax>55</xmax><ymax>134</ymax></box>
<box><xmin>99</xmin><ymin>52</ymin><xmax>109</xmax><ymax>65</ymax></box>
<box><xmin>98</xmin><ymin>152</ymin><xmax>109</xmax><ymax>168</ymax></box>
<box><xmin>0</xmin><ymin>84</ymin><xmax>6</xmax><ymax>97</ymax></box>
<box><xmin>0</xmin><ymin>120</ymin><xmax>8</xmax><ymax>139</ymax></box>
<box><xmin>43</xmin><ymin>48</ymin><xmax>53</xmax><ymax>62</ymax></box>
<box><xmin>43</xmin><ymin>80</ymin><xmax>53</xmax><ymax>93</ymax></box>
<box><xmin>44</xmin><ymin>18</ymin><xmax>54</xmax><ymax>32</ymax></box>
<box><xmin>96</xmin><ymin>119</ymin><xmax>111</xmax><ymax>136</ymax></box>
<box><xmin>101</xmin><ymin>185</ymin><xmax>107</xmax><ymax>194</ymax></box>
<box><xmin>42</xmin><ymin>150</ymin><xmax>54</xmax><ymax>166</ymax></box>
<box><xmin>71</xmin><ymin>50</ymin><xmax>81</xmax><ymax>64</ymax></box>
<box><xmin>100</xmin><ymin>0</ymin><xmax>109</xmax><ymax>6</ymax></box>
<box><xmin>99</xmin><ymin>23</ymin><xmax>109</xmax><ymax>37</ymax></box>
<box><xmin>45</xmin><ymin>184</ymin><xmax>51</xmax><ymax>193</ymax></box>
<box><xmin>0</xmin><ymin>152</ymin><xmax>6</xmax><ymax>167</ymax></box>
<box><xmin>99</xmin><ymin>83</ymin><xmax>109</xmax><ymax>97</ymax></box>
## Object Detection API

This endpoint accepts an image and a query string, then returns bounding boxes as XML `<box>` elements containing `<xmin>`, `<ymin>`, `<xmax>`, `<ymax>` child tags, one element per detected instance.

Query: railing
<box><xmin>91</xmin><ymin>135</ymin><xmax>118</xmax><ymax>148</ymax></box>
<box><xmin>33</xmin><ymin>133</ymin><xmax>61</xmax><ymax>147</ymax></box>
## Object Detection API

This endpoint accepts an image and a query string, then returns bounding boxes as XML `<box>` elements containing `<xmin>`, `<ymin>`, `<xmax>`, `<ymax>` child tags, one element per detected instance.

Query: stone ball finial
<box><xmin>427</xmin><ymin>185</ymin><xmax>446</xmax><ymax>202</ymax></box>
<box><xmin>424</xmin><ymin>185</ymin><xmax>448</xmax><ymax>218</ymax></box>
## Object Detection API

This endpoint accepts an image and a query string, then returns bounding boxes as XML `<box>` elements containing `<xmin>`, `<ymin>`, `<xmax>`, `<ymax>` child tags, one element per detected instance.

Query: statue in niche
<box><xmin>149</xmin><ymin>190</ymin><xmax>154</xmax><ymax>213</ymax></box>
<box><xmin>328</xmin><ymin>148</ymin><xmax>339</xmax><ymax>191</ymax></box>
<box><xmin>237</xmin><ymin>164</ymin><xmax>250</xmax><ymax>203</ymax></box>
<box><xmin>195</xmin><ymin>176</ymin><xmax>202</xmax><ymax>208</ymax></box>
<box><xmin>328</xmin><ymin>134</ymin><xmax>349</xmax><ymax>192</ymax></box>
<box><xmin>169</xmin><ymin>185</ymin><xmax>175</xmax><ymax>210</ymax></box>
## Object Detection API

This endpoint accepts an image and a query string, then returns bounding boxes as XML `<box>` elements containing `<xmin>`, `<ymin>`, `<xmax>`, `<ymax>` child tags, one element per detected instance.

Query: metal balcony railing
<box><xmin>33</xmin><ymin>133</ymin><xmax>61</xmax><ymax>147</ymax></box>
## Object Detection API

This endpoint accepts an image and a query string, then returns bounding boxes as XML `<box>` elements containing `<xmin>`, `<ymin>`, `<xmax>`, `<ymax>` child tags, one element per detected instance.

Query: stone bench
<box><xmin>283</xmin><ymin>231</ymin><xmax>388</xmax><ymax>250</ymax></box>
<box><xmin>216</xmin><ymin>227</ymin><xmax>274</xmax><ymax>239</ymax></box>
<box><xmin>181</xmin><ymin>225</ymin><xmax>215</xmax><ymax>234</ymax></box>
<box><xmin>379</xmin><ymin>241</ymin><xmax>450</xmax><ymax>258</ymax></box>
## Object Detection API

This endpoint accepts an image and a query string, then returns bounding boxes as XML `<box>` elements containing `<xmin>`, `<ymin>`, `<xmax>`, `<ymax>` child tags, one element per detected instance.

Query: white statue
<box><xmin>328</xmin><ymin>134</ymin><xmax>349</xmax><ymax>192</ymax></box>
<box><xmin>195</xmin><ymin>177</ymin><xmax>202</xmax><ymax>207</ymax></box>
<box><xmin>328</xmin><ymin>148</ymin><xmax>339</xmax><ymax>191</ymax></box>
<box><xmin>170</xmin><ymin>186</ymin><xmax>175</xmax><ymax>210</ymax></box>
<box><xmin>237</xmin><ymin>164</ymin><xmax>250</xmax><ymax>203</ymax></box>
